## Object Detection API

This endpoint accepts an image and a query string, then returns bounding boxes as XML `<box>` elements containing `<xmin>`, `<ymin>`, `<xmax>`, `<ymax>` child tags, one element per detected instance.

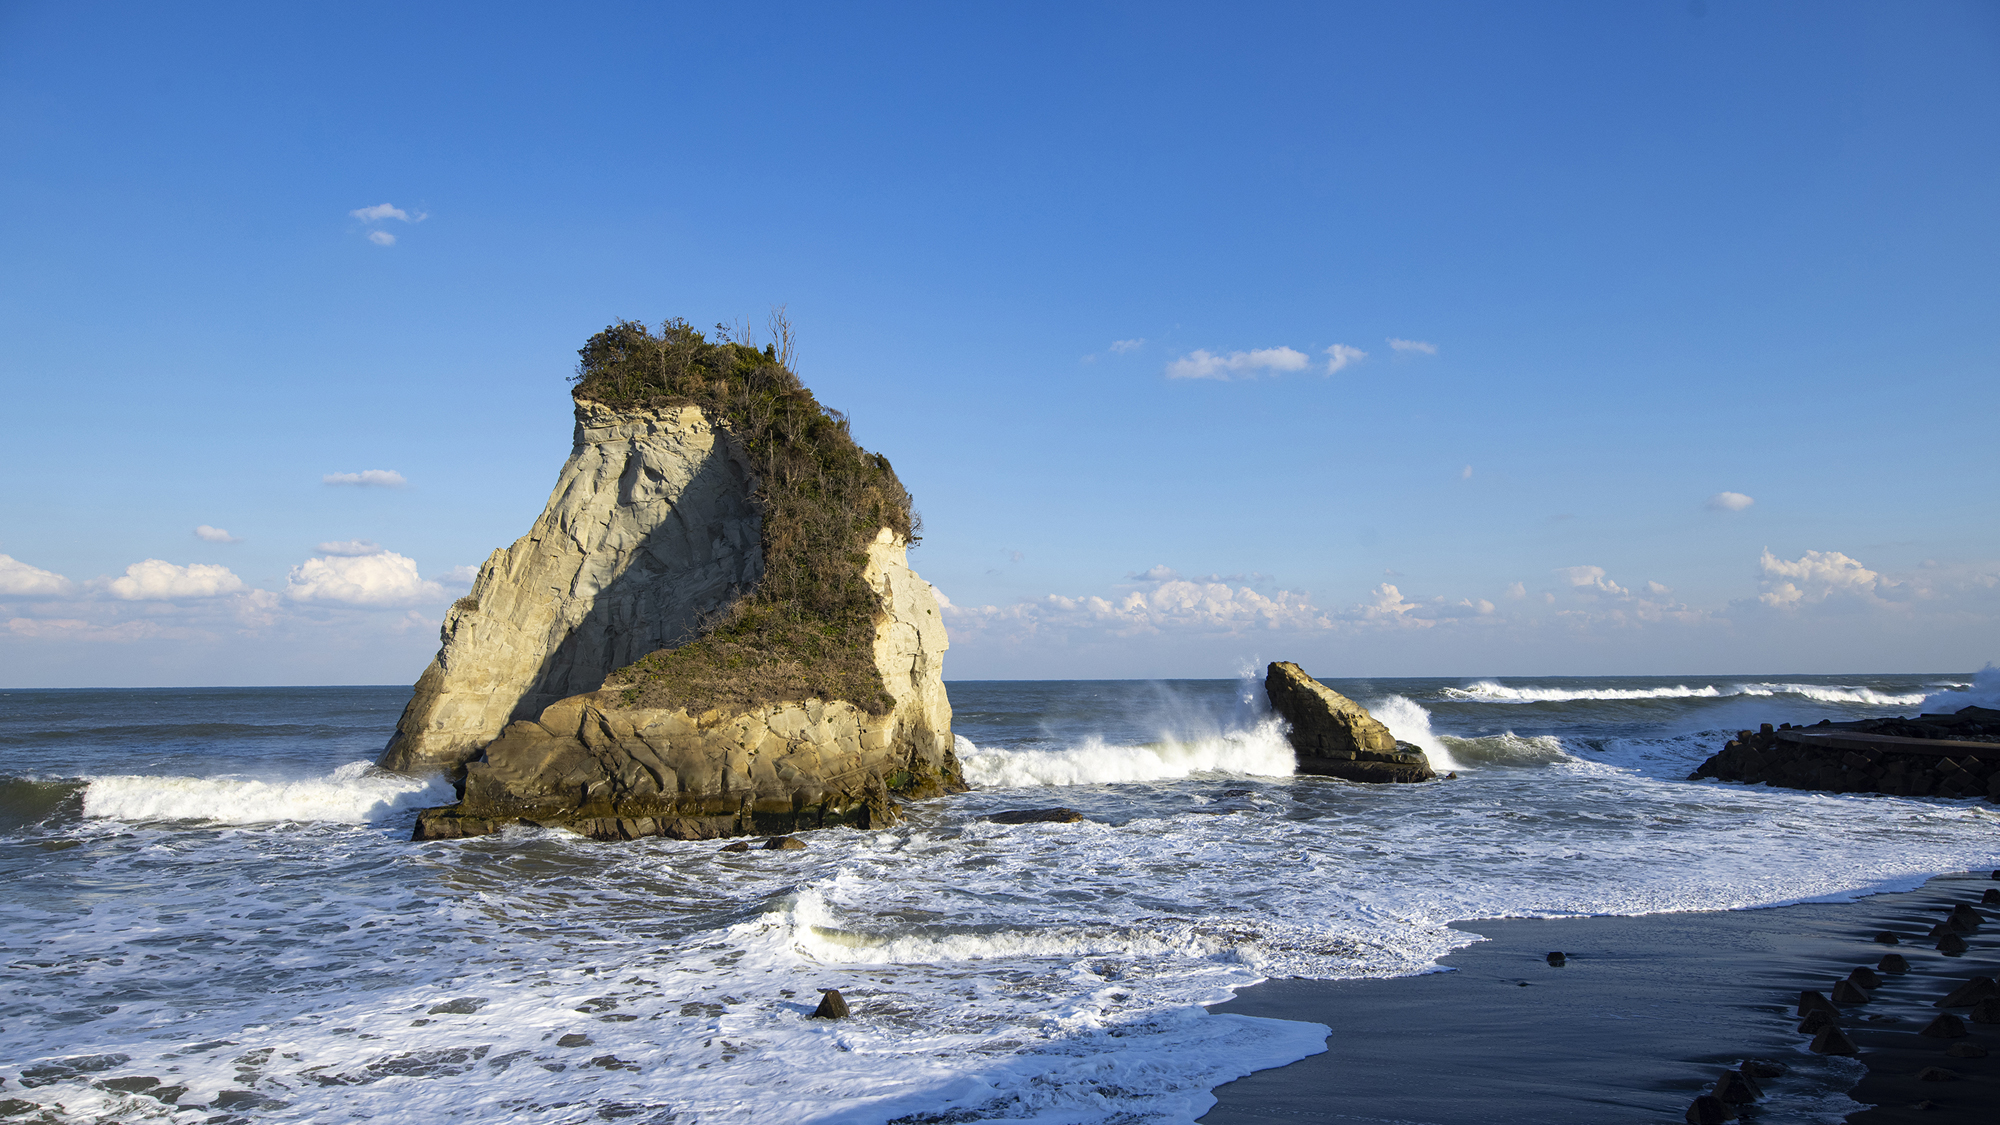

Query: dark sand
<box><xmin>1203</xmin><ymin>872</ymin><xmax>1998</xmax><ymax>1124</ymax></box>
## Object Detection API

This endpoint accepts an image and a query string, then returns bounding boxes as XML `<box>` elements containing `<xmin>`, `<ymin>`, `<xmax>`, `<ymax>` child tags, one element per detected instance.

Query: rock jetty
<box><xmin>385</xmin><ymin>317</ymin><xmax>964</xmax><ymax>841</ymax></box>
<box><xmin>1690</xmin><ymin>706</ymin><xmax>2000</xmax><ymax>803</ymax></box>
<box><xmin>1264</xmin><ymin>661</ymin><xmax>1437</xmax><ymax>783</ymax></box>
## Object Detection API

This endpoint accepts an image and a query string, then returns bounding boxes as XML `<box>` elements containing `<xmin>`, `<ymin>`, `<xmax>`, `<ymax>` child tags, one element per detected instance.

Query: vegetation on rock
<box><xmin>571</xmin><ymin>315</ymin><xmax>916</xmax><ymax>717</ymax></box>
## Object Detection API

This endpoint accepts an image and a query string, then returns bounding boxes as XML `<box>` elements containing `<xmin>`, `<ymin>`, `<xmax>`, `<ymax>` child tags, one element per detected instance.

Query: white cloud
<box><xmin>1647</xmin><ymin>580</ymin><xmax>1672</xmax><ymax>596</ymax></box>
<box><xmin>1709</xmin><ymin>491</ymin><xmax>1755</xmax><ymax>511</ymax></box>
<box><xmin>1555</xmin><ymin>565</ymin><xmax>1629</xmax><ymax>597</ymax></box>
<box><xmin>0</xmin><ymin>554</ymin><xmax>72</xmax><ymax>596</ymax></box>
<box><xmin>367</xmin><ymin>230</ymin><xmax>397</xmax><ymax>247</ymax></box>
<box><xmin>194</xmin><ymin>525</ymin><xmax>240</xmax><ymax>543</ymax></box>
<box><xmin>108</xmin><ymin>559</ymin><xmax>247</xmax><ymax>600</ymax></box>
<box><xmin>1324</xmin><ymin>344</ymin><xmax>1367</xmax><ymax>374</ymax></box>
<box><xmin>317</xmin><ymin>539</ymin><xmax>384</xmax><ymax>556</ymax></box>
<box><xmin>1505</xmin><ymin>581</ymin><xmax>1526</xmax><ymax>600</ymax></box>
<box><xmin>1757</xmin><ymin>548</ymin><xmax>1882</xmax><ymax>608</ymax></box>
<box><xmin>6</xmin><ymin>617</ymin><xmax>161</xmax><ymax>643</ymax></box>
<box><xmin>436</xmin><ymin>564</ymin><xmax>479</xmax><ymax>586</ymax></box>
<box><xmin>1360</xmin><ymin>583</ymin><xmax>1430</xmax><ymax>626</ymax></box>
<box><xmin>286</xmin><ymin>551</ymin><xmax>446</xmax><ymax>606</ymax></box>
<box><xmin>1165</xmin><ymin>347</ymin><xmax>1311</xmax><ymax>380</ymax></box>
<box><xmin>350</xmin><ymin>203</ymin><xmax>423</xmax><ymax>223</ymax></box>
<box><xmin>323</xmin><ymin>469</ymin><xmax>407</xmax><ymax>488</ymax></box>
<box><xmin>1388</xmin><ymin>338</ymin><xmax>1438</xmax><ymax>355</ymax></box>
<box><xmin>1460</xmin><ymin>465</ymin><xmax>1473</xmax><ymax>480</ymax></box>
<box><xmin>1109</xmin><ymin>338</ymin><xmax>1145</xmax><ymax>353</ymax></box>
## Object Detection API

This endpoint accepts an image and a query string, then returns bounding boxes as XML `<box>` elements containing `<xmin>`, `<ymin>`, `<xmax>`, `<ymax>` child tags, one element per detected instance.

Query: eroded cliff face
<box><xmin>411</xmin><ymin>530</ymin><xmax>961</xmax><ymax>841</ymax></box>
<box><xmin>379</xmin><ymin>399</ymin><xmax>762</xmax><ymax>779</ymax></box>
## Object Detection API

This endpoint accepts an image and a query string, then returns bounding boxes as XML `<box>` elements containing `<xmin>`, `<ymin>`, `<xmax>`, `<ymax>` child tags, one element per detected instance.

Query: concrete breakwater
<box><xmin>1690</xmin><ymin>707</ymin><xmax>2000</xmax><ymax>803</ymax></box>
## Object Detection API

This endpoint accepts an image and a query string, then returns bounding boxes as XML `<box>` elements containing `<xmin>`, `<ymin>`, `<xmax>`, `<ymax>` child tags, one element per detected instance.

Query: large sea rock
<box><xmin>381</xmin><ymin>396</ymin><xmax>962</xmax><ymax>841</ymax></box>
<box><xmin>1265</xmin><ymin>661</ymin><xmax>1437</xmax><ymax>783</ymax></box>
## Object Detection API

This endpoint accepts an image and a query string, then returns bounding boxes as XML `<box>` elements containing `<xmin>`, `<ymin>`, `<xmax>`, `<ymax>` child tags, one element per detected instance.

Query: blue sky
<box><xmin>2</xmin><ymin>0</ymin><xmax>1996</xmax><ymax>686</ymax></box>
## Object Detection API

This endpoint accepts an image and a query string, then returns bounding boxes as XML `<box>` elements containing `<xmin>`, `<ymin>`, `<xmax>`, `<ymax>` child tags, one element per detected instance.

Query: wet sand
<box><xmin>1203</xmin><ymin>871</ymin><xmax>1998</xmax><ymax>1124</ymax></box>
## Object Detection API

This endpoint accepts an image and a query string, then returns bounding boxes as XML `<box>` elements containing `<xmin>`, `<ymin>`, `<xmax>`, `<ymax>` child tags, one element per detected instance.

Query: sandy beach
<box><xmin>1204</xmin><ymin>871</ymin><xmax>1998</xmax><ymax>1124</ymax></box>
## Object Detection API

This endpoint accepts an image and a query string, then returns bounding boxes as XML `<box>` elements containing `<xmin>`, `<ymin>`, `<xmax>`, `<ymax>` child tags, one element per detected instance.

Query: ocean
<box><xmin>3</xmin><ymin>672</ymin><xmax>1999</xmax><ymax>1124</ymax></box>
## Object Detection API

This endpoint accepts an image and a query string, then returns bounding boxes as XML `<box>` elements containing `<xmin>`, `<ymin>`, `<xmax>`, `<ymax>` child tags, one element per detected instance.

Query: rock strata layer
<box><xmin>381</xmin><ymin>400</ymin><xmax>762</xmax><ymax>780</ymax></box>
<box><xmin>1264</xmin><ymin>661</ymin><xmax>1436</xmax><ymax>783</ymax></box>
<box><xmin>1690</xmin><ymin>707</ymin><xmax>2000</xmax><ymax>803</ymax></box>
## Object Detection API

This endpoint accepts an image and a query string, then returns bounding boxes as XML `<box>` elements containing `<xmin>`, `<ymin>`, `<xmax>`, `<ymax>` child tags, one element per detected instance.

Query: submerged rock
<box><xmin>984</xmin><ymin>808</ymin><xmax>1085</xmax><ymax>825</ymax></box>
<box><xmin>1263</xmin><ymin>662</ymin><xmax>1437</xmax><ymax>784</ymax></box>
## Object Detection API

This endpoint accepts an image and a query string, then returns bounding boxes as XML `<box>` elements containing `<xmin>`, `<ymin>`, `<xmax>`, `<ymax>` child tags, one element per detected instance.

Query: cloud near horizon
<box><xmin>323</xmin><ymin>469</ymin><xmax>407</xmax><ymax>488</ymax></box>
<box><xmin>286</xmin><ymin>550</ymin><xmax>446</xmax><ymax>606</ymax></box>
<box><xmin>107</xmin><ymin>559</ymin><xmax>246</xmax><ymax>600</ymax></box>
<box><xmin>0</xmin><ymin>554</ymin><xmax>73</xmax><ymax>597</ymax></box>
<box><xmin>1387</xmin><ymin>337</ymin><xmax>1437</xmax><ymax>355</ymax></box>
<box><xmin>316</xmin><ymin>539</ymin><xmax>384</xmax><ymax>557</ymax></box>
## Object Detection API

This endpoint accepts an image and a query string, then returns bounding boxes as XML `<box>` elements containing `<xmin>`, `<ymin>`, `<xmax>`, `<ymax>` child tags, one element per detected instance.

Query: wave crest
<box><xmin>958</xmin><ymin>722</ymin><xmax>1296</xmax><ymax>789</ymax></box>
<box><xmin>81</xmin><ymin>761</ymin><xmax>451</xmax><ymax>825</ymax></box>
<box><xmin>1441</xmin><ymin>680</ymin><xmax>1927</xmax><ymax>707</ymax></box>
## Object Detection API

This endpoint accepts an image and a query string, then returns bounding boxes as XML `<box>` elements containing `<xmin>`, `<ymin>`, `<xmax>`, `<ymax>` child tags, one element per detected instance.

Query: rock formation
<box><xmin>1689</xmin><ymin>708</ymin><xmax>2000</xmax><ymax>803</ymax></box>
<box><xmin>1264</xmin><ymin>662</ymin><xmax>1437</xmax><ymax>783</ymax></box>
<box><xmin>384</xmin><ymin>317</ymin><xmax>964</xmax><ymax>841</ymax></box>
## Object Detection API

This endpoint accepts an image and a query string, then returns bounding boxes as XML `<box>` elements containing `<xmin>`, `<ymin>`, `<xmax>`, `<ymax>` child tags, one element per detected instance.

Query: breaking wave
<box><xmin>1442</xmin><ymin>680</ymin><xmax>1928</xmax><ymax>707</ymax></box>
<box><xmin>1922</xmin><ymin>665</ymin><xmax>2000</xmax><ymax>711</ymax></box>
<box><xmin>80</xmin><ymin>761</ymin><xmax>451</xmax><ymax>825</ymax></box>
<box><xmin>958</xmin><ymin>722</ymin><xmax>1297</xmax><ymax>789</ymax></box>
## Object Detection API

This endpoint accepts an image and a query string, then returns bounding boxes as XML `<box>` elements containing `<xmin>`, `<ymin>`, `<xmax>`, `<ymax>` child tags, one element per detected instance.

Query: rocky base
<box><xmin>1265</xmin><ymin>661</ymin><xmax>1437</xmax><ymax>784</ymax></box>
<box><xmin>1690</xmin><ymin>707</ymin><xmax>2000</xmax><ymax>803</ymax></box>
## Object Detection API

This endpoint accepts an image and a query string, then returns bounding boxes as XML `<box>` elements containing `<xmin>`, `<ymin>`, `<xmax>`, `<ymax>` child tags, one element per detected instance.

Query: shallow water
<box><xmin>2</xmin><ymin>673</ymin><xmax>1997</xmax><ymax>1124</ymax></box>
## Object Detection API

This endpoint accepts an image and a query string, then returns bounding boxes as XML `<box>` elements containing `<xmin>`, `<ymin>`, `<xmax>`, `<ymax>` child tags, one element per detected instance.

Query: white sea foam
<box><xmin>958</xmin><ymin>721</ymin><xmax>1296</xmax><ymax>788</ymax></box>
<box><xmin>80</xmin><ymin>761</ymin><xmax>451</xmax><ymax>824</ymax></box>
<box><xmin>1443</xmin><ymin>680</ymin><xmax>1927</xmax><ymax>707</ymax></box>
<box><xmin>1922</xmin><ymin>664</ymin><xmax>2000</xmax><ymax>711</ymax></box>
<box><xmin>1367</xmin><ymin>694</ymin><xmax>1465</xmax><ymax>772</ymax></box>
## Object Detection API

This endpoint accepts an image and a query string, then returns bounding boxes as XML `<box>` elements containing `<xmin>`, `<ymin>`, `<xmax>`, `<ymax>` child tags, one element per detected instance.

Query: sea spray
<box><xmin>80</xmin><ymin>760</ymin><xmax>451</xmax><ymax>824</ymax></box>
<box><xmin>1365</xmin><ymin>695</ymin><xmax>1466</xmax><ymax>772</ymax></box>
<box><xmin>958</xmin><ymin>721</ymin><xmax>1296</xmax><ymax>788</ymax></box>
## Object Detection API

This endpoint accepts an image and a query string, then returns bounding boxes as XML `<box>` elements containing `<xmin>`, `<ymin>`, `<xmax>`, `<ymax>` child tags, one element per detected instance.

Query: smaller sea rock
<box><xmin>427</xmin><ymin>997</ymin><xmax>487</xmax><ymax>1015</ymax></box>
<box><xmin>1742</xmin><ymin>1060</ymin><xmax>1787</xmax><ymax>1079</ymax></box>
<box><xmin>1937</xmin><ymin>932</ymin><xmax>1968</xmax><ymax>954</ymax></box>
<box><xmin>1916</xmin><ymin>1067</ymin><xmax>1958</xmax><ymax>1082</ymax></box>
<box><xmin>1920</xmin><ymin>1013</ymin><xmax>1967</xmax><ymax>1039</ymax></box>
<box><xmin>1849</xmin><ymin>967</ymin><xmax>1884</xmax><ymax>990</ymax></box>
<box><xmin>1970</xmin><ymin>999</ymin><xmax>2000</xmax><ymax>1024</ymax></box>
<box><xmin>1832</xmin><ymin>980</ymin><xmax>1871</xmax><ymax>1005</ymax></box>
<box><xmin>1945</xmin><ymin>1041</ymin><xmax>1987</xmax><ymax>1059</ymax></box>
<box><xmin>1685</xmin><ymin>1094</ymin><xmax>1736</xmax><ymax>1124</ymax></box>
<box><xmin>764</xmin><ymin>836</ymin><xmax>807</xmax><ymax>851</ymax></box>
<box><xmin>1936</xmin><ymin>977</ymin><xmax>1998</xmax><ymax>1007</ymax></box>
<box><xmin>811</xmin><ymin>988</ymin><xmax>849</xmax><ymax>1019</ymax></box>
<box><xmin>1713</xmin><ymin>1070</ymin><xmax>1759</xmax><ymax>1104</ymax></box>
<box><xmin>1873</xmin><ymin>931</ymin><xmax>1901</xmax><ymax>945</ymax></box>
<box><xmin>1798</xmin><ymin>990</ymin><xmax>1837</xmax><ymax>1017</ymax></box>
<box><xmin>1809</xmin><ymin>1026</ymin><xmax>1858</xmax><ymax>1056</ymax></box>
<box><xmin>984</xmin><ymin>808</ymin><xmax>1085</xmax><ymax>825</ymax></box>
<box><xmin>556</xmin><ymin>1034</ymin><xmax>592</xmax><ymax>1048</ymax></box>
<box><xmin>1879</xmin><ymin>954</ymin><xmax>1910</xmax><ymax>974</ymax></box>
<box><xmin>1546</xmin><ymin>952</ymin><xmax>1566</xmax><ymax>966</ymax></box>
<box><xmin>1797</xmin><ymin>1009</ymin><xmax>1839</xmax><ymax>1035</ymax></box>
<box><xmin>721</xmin><ymin>841</ymin><xmax>752</xmax><ymax>853</ymax></box>
<box><xmin>1983</xmin><ymin>888</ymin><xmax>2000</xmax><ymax>905</ymax></box>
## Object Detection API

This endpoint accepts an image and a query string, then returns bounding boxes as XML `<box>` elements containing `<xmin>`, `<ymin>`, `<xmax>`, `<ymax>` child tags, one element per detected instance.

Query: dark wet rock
<box><xmin>1916</xmin><ymin>1067</ymin><xmax>1958</xmax><ymax>1082</ymax></box>
<box><xmin>720</xmin><ymin>841</ymin><xmax>752</xmax><ymax>852</ymax></box>
<box><xmin>1945</xmin><ymin>1041</ymin><xmax>1988</xmax><ymax>1058</ymax></box>
<box><xmin>1849</xmin><ymin>966</ymin><xmax>1884</xmax><ymax>990</ymax></box>
<box><xmin>18</xmin><ymin>1054</ymin><xmax>131</xmax><ymax>1088</ymax></box>
<box><xmin>590</xmin><ymin>1055</ymin><xmax>638</xmax><ymax>1072</ymax></box>
<box><xmin>96</xmin><ymin>1077</ymin><xmax>159</xmax><ymax>1094</ymax></box>
<box><xmin>1937</xmin><ymin>932</ymin><xmax>1968</xmax><ymax>954</ymax></box>
<box><xmin>1936</xmin><ymin>976</ymin><xmax>1998</xmax><ymax>1007</ymax></box>
<box><xmin>1920</xmin><ymin>1013</ymin><xmax>1967</xmax><ymax>1039</ymax></box>
<box><xmin>1713</xmin><ymin>1069</ymin><xmax>1759</xmax><ymax>1104</ymax></box>
<box><xmin>0</xmin><ymin>1100</ymin><xmax>37</xmax><ymax>1117</ymax></box>
<box><xmin>427</xmin><ymin>997</ymin><xmax>487</xmax><ymax>1015</ymax></box>
<box><xmin>1685</xmin><ymin>1093</ymin><xmax>1737</xmax><ymax>1123</ymax></box>
<box><xmin>1874</xmin><ymin>931</ymin><xmax>1901</xmax><ymax>945</ymax></box>
<box><xmin>1742</xmin><ymin>1059</ymin><xmax>1788</xmax><ymax>1079</ymax></box>
<box><xmin>1948</xmin><ymin>904</ymin><xmax>1984</xmax><ymax>929</ymax></box>
<box><xmin>1880</xmin><ymin>953</ymin><xmax>1910</xmax><ymax>974</ymax></box>
<box><xmin>1264</xmin><ymin>662</ymin><xmax>1437</xmax><ymax>783</ymax></box>
<box><xmin>1798</xmin><ymin>989</ymin><xmax>1838</xmax><ymax>1017</ymax></box>
<box><xmin>1983</xmin><ymin>888</ymin><xmax>2000</xmax><ymax>904</ymax></box>
<box><xmin>211</xmin><ymin>1089</ymin><xmax>286</xmax><ymax>1110</ymax></box>
<box><xmin>1971</xmin><ymin>999</ymin><xmax>2000</xmax><ymax>1024</ymax></box>
<box><xmin>1833</xmin><ymin>979</ymin><xmax>1872</xmax><ymax>1004</ymax></box>
<box><xmin>1810</xmin><ymin>1026</ymin><xmax>1858</xmax><ymax>1056</ymax></box>
<box><xmin>1545</xmin><ymin>952</ymin><xmax>1566</xmax><ymax>966</ymax></box>
<box><xmin>984</xmin><ymin>808</ymin><xmax>1084</xmax><ymax>825</ymax></box>
<box><xmin>1797</xmin><ymin>1008</ymin><xmax>1840</xmax><ymax>1035</ymax></box>
<box><xmin>763</xmin><ymin>836</ymin><xmax>806</xmax><ymax>850</ymax></box>
<box><xmin>811</xmin><ymin>988</ymin><xmax>850</xmax><ymax>1019</ymax></box>
<box><xmin>556</xmin><ymin>1034</ymin><xmax>592</xmax><ymax>1048</ymax></box>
